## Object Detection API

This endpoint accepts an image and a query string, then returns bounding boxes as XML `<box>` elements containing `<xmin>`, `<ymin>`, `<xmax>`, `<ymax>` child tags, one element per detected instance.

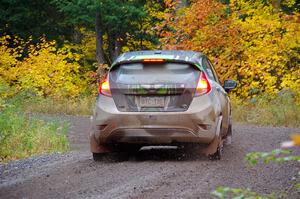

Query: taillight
<box><xmin>195</xmin><ymin>72</ymin><xmax>211</xmax><ymax>96</ymax></box>
<box><xmin>99</xmin><ymin>75</ymin><xmax>112</xmax><ymax>97</ymax></box>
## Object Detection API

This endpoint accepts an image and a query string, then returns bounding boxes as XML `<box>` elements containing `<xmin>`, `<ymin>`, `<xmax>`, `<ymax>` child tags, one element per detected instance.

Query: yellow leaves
<box><xmin>291</xmin><ymin>134</ymin><xmax>300</xmax><ymax>146</ymax></box>
<box><xmin>0</xmin><ymin>37</ymin><xmax>19</xmax><ymax>87</ymax></box>
<box><xmin>161</xmin><ymin>0</ymin><xmax>300</xmax><ymax>98</ymax></box>
<box><xmin>281</xmin><ymin>134</ymin><xmax>300</xmax><ymax>148</ymax></box>
<box><xmin>281</xmin><ymin>0</ymin><xmax>297</xmax><ymax>8</ymax></box>
<box><xmin>0</xmin><ymin>36</ymin><xmax>89</xmax><ymax>98</ymax></box>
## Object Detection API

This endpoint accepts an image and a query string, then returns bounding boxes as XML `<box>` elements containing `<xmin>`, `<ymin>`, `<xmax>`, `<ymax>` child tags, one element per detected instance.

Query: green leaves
<box><xmin>212</xmin><ymin>147</ymin><xmax>299</xmax><ymax>199</ymax></box>
<box><xmin>245</xmin><ymin>149</ymin><xmax>298</xmax><ymax>166</ymax></box>
<box><xmin>0</xmin><ymin>0</ymin><xmax>74</xmax><ymax>41</ymax></box>
<box><xmin>0</xmin><ymin>93</ymin><xmax>70</xmax><ymax>162</ymax></box>
<box><xmin>212</xmin><ymin>186</ymin><xmax>273</xmax><ymax>199</ymax></box>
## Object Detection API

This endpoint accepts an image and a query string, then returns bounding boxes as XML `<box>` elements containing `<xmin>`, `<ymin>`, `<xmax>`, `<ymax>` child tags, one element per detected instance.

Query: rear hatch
<box><xmin>109</xmin><ymin>61</ymin><xmax>200</xmax><ymax>112</ymax></box>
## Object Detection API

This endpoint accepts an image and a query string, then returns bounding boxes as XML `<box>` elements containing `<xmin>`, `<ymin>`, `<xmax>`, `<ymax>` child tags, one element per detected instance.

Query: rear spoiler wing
<box><xmin>110</xmin><ymin>59</ymin><xmax>203</xmax><ymax>71</ymax></box>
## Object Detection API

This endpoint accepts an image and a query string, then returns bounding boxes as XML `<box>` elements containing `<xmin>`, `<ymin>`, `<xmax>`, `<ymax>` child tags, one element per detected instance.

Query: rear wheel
<box><xmin>93</xmin><ymin>152</ymin><xmax>130</xmax><ymax>162</ymax></box>
<box><xmin>93</xmin><ymin>152</ymin><xmax>105</xmax><ymax>161</ymax></box>
<box><xmin>115</xmin><ymin>144</ymin><xmax>141</xmax><ymax>155</ymax></box>
<box><xmin>208</xmin><ymin>146</ymin><xmax>222</xmax><ymax>160</ymax></box>
<box><xmin>92</xmin><ymin>144</ymin><xmax>142</xmax><ymax>162</ymax></box>
<box><xmin>224</xmin><ymin>124</ymin><xmax>232</xmax><ymax>146</ymax></box>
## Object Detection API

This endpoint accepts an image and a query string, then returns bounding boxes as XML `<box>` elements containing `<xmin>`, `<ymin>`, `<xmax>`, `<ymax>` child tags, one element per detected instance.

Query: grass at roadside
<box><xmin>19</xmin><ymin>92</ymin><xmax>300</xmax><ymax>128</ymax></box>
<box><xmin>0</xmin><ymin>96</ymin><xmax>70</xmax><ymax>163</ymax></box>
<box><xmin>232</xmin><ymin>92</ymin><xmax>300</xmax><ymax>128</ymax></box>
<box><xmin>1</xmin><ymin>90</ymin><xmax>299</xmax><ymax>163</ymax></box>
<box><xmin>21</xmin><ymin>95</ymin><xmax>95</xmax><ymax>116</ymax></box>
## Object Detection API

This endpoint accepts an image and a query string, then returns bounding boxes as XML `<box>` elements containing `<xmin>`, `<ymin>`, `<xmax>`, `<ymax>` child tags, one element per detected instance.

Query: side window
<box><xmin>202</xmin><ymin>58</ymin><xmax>217</xmax><ymax>82</ymax></box>
<box><xmin>207</xmin><ymin>59</ymin><xmax>220</xmax><ymax>84</ymax></box>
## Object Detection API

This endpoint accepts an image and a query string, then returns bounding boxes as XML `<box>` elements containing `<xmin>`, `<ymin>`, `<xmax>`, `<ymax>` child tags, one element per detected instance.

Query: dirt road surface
<box><xmin>0</xmin><ymin>116</ymin><xmax>299</xmax><ymax>199</ymax></box>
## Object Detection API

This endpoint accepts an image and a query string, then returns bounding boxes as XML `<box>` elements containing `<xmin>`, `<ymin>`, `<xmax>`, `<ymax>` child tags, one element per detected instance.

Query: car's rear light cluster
<box><xmin>99</xmin><ymin>75</ymin><xmax>112</xmax><ymax>97</ymax></box>
<box><xmin>195</xmin><ymin>72</ymin><xmax>211</xmax><ymax>96</ymax></box>
<box><xmin>100</xmin><ymin>70</ymin><xmax>211</xmax><ymax>97</ymax></box>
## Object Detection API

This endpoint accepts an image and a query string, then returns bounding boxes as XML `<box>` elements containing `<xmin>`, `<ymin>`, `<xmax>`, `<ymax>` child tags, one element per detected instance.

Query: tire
<box><xmin>93</xmin><ymin>153</ymin><xmax>104</xmax><ymax>161</ymax></box>
<box><xmin>224</xmin><ymin>124</ymin><xmax>232</xmax><ymax>146</ymax></box>
<box><xmin>93</xmin><ymin>152</ymin><xmax>130</xmax><ymax>162</ymax></box>
<box><xmin>92</xmin><ymin>144</ymin><xmax>141</xmax><ymax>162</ymax></box>
<box><xmin>127</xmin><ymin>145</ymin><xmax>141</xmax><ymax>153</ymax></box>
<box><xmin>208</xmin><ymin>146</ymin><xmax>222</xmax><ymax>160</ymax></box>
<box><xmin>116</xmin><ymin>144</ymin><xmax>141</xmax><ymax>154</ymax></box>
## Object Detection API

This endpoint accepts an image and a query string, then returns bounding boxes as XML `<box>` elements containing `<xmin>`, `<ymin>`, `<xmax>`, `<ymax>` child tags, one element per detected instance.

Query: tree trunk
<box><xmin>272</xmin><ymin>0</ymin><xmax>281</xmax><ymax>10</ymax></box>
<box><xmin>113</xmin><ymin>37</ymin><xmax>122</xmax><ymax>60</ymax></box>
<box><xmin>95</xmin><ymin>11</ymin><xmax>106</xmax><ymax>64</ymax></box>
<box><xmin>108</xmin><ymin>34</ymin><xmax>114</xmax><ymax>64</ymax></box>
<box><xmin>178</xmin><ymin>0</ymin><xmax>189</xmax><ymax>8</ymax></box>
<box><xmin>108</xmin><ymin>34</ymin><xmax>122</xmax><ymax>63</ymax></box>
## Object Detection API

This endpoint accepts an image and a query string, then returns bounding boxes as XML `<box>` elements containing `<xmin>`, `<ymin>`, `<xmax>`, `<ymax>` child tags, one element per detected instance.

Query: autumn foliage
<box><xmin>0</xmin><ymin>36</ymin><xmax>93</xmax><ymax>98</ymax></box>
<box><xmin>0</xmin><ymin>0</ymin><xmax>299</xmax><ymax>100</ymax></box>
<box><xmin>160</xmin><ymin>0</ymin><xmax>300</xmax><ymax>98</ymax></box>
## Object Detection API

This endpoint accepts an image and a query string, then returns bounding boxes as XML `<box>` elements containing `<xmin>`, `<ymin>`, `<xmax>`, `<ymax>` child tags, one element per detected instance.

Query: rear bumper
<box><xmin>100</xmin><ymin>128</ymin><xmax>213</xmax><ymax>144</ymax></box>
<box><xmin>91</xmin><ymin>94</ymin><xmax>219</xmax><ymax>146</ymax></box>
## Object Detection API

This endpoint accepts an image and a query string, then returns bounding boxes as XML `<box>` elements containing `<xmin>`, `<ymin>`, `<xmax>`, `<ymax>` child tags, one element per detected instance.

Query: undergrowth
<box><xmin>0</xmin><ymin>93</ymin><xmax>70</xmax><ymax>163</ymax></box>
<box><xmin>232</xmin><ymin>92</ymin><xmax>300</xmax><ymax>128</ymax></box>
<box><xmin>21</xmin><ymin>95</ymin><xmax>95</xmax><ymax>116</ymax></box>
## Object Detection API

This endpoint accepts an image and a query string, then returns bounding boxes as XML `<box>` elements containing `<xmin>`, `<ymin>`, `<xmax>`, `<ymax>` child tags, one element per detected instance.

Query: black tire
<box><xmin>227</xmin><ymin>124</ymin><xmax>232</xmax><ymax>136</ymax></box>
<box><xmin>208</xmin><ymin>146</ymin><xmax>222</xmax><ymax>160</ymax></box>
<box><xmin>92</xmin><ymin>144</ymin><xmax>141</xmax><ymax>162</ymax></box>
<box><xmin>116</xmin><ymin>144</ymin><xmax>141</xmax><ymax>154</ymax></box>
<box><xmin>93</xmin><ymin>153</ymin><xmax>104</xmax><ymax>161</ymax></box>
<box><xmin>224</xmin><ymin>124</ymin><xmax>232</xmax><ymax>146</ymax></box>
<box><xmin>93</xmin><ymin>152</ymin><xmax>130</xmax><ymax>162</ymax></box>
<box><xmin>127</xmin><ymin>145</ymin><xmax>141</xmax><ymax>153</ymax></box>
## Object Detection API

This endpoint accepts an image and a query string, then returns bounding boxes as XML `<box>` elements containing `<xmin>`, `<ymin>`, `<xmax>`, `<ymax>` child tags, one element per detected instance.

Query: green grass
<box><xmin>19</xmin><ymin>92</ymin><xmax>300</xmax><ymax>128</ymax></box>
<box><xmin>1</xmin><ymin>90</ymin><xmax>299</xmax><ymax>163</ymax></box>
<box><xmin>21</xmin><ymin>95</ymin><xmax>95</xmax><ymax>116</ymax></box>
<box><xmin>232</xmin><ymin>92</ymin><xmax>300</xmax><ymax>128</ymax></box>
<box><xmin>1</xmin><ymin>90</ymin><xmax>298</xmax><ymax>163</ymax></box>
<box><xmin>0</xmin><ymin>96</ymin><xmax>70</xmax><ymax>163</ymax></box>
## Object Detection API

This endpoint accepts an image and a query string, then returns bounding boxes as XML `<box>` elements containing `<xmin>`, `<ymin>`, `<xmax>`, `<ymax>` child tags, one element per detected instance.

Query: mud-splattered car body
<box><xmin>90</xmin><ymin>51</ymin><xmax>237</xmax><ymax>160</ymax></box>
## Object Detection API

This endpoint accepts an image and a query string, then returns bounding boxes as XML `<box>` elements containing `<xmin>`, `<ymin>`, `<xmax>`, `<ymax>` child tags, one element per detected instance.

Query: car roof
<box><xmin>112</xmin><ymin>50</ymin><xmax>204</xmax><ymax>67</ymax></box>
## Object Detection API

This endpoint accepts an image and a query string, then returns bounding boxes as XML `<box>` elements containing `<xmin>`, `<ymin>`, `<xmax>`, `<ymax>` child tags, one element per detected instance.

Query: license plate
<box><xmin>140</xmin><ymin>97</ymin><xmax>165</xmax><ymax>107</ymax></box>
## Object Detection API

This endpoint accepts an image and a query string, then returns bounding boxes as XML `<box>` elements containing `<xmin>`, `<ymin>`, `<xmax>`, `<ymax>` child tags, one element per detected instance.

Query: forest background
<box><xmin>0</xmin><ymin>0</ymin><xmax>299</xmax><ymax>160</ymax></box>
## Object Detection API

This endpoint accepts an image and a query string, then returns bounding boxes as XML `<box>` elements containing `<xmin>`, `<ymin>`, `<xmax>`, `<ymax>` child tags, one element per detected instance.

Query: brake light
<box><xmin>143</xmin><ymin>59</ymin><xmax>164</xmax><ymax>63</ymax></box>
<box><xmin>195</xmin><ymin>72</ymin><xmax>211</xmax><ymax>96</ymax></box>
<box><xmin>99</xmin><ymin>75</ymin><xmax>112</xmax><ymax>97</ymax></box>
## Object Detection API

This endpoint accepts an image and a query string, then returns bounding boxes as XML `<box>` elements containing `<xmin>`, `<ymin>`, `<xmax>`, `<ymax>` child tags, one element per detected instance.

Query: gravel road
<box><xmin>0</xmin><ymin>116</ymin><xmax>299</xmax><ymax>199</ymax></box>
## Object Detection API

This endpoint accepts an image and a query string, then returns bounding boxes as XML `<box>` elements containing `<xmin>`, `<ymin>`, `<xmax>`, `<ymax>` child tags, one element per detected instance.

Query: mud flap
<box><xmin>200</xmin><ymin>116</ymin><xmax>223</xmax><ymax>157</ymax></box>
<box><xmin>89</xmin><ymin>116</ymin><xmax>115</xmax><ymax>154</ymax></box>
<box><xmin>90</xmin><ymin>133</ymin><xmax>114</xmax><ymax>153</ymax></box>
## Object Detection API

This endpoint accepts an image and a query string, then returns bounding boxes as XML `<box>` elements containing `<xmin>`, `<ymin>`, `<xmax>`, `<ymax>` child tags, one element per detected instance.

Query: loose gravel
<box><xmin>0</xmin><ymin>117</ymin><xmax>299</xmax><ymax>199</ymax></box>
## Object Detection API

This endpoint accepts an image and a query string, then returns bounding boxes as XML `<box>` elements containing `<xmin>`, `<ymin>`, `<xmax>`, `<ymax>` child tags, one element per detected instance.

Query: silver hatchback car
<box><xmin>90</xmin><ymin>51</ymin><xmax>237</xmax><ymax>160</ymax></box>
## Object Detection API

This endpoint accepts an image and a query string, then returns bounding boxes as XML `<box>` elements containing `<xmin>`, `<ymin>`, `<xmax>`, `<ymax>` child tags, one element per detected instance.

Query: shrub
<box><xmin>20</xmin><ymin>95</ymin><xmax>95</xmax><ymax>116</ymax></box>
<box><xmin>160</xmin><ymin>0</ymin><xmax>300</xmax><ymax>98</ymax></box>
<box><xmin>0</xmin><ymin>36</ymin><xmax>94</xmax><ymax>99</ymax></box>
<box><xmin>0</xmin><ymin>93</ymin><xmax>69</xmax><ymax>162</ymax></box>
<box><xmin>231</xmin><ymin>92</ymin><xmax>300</xmax><ymax>127</ymax></box>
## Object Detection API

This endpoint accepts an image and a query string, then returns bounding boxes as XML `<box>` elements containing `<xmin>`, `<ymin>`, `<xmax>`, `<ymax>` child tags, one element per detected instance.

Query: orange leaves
<box><xmin>164</xmin><ymin>0</ymin><xmax>179</xmax><ymax>10</ymax></box>
<box><xmin>160</xmin><ymin>0</ymin><xmax>234</xmax><ymax>55</ymax></box>
<box><xmin>160</xmin><ymin>0</ymin><xmax>300</xmax><ymax>98</ymax></box>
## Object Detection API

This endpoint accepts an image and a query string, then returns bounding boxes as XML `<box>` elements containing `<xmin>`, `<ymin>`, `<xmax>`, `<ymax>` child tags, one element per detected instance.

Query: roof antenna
<box><xmin>154</xmin><ymin>51</ymin><xmax>162</xmax><ymax>54</ymax></box>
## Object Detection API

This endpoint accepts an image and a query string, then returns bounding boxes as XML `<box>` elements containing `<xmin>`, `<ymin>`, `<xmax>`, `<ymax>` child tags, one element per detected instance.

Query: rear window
<box><xmin>110</xmin><ymin>62</ymin><xmax>200</xmax><ymax>84</ymax></box>
<box><xmin>109</xmin><ymin>62</ymin><xmax>201</xmax><ymax>112</ymax></box>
